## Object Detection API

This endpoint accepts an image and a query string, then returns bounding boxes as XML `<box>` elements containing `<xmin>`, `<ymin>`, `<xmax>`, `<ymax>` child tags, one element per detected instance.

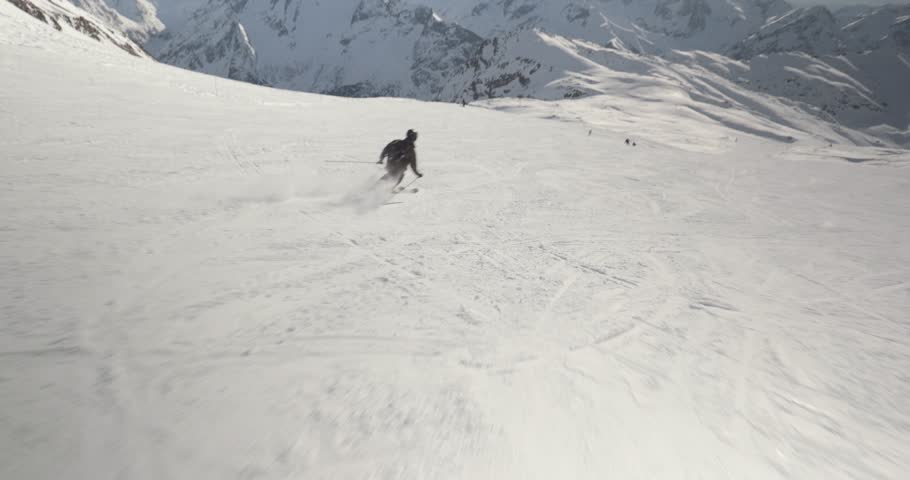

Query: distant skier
<box><xmin>625</xmin><ymin>138</ymin><xmax>630</xmax><ymax>145</ymax></box>
<box><xmin>377</xmin><ymin>129</ymin><xmax>422</xmax><ymax>188</ymax></box>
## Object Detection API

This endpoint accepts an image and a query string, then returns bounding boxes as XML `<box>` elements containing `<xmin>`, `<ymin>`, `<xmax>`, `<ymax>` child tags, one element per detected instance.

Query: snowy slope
<box><xmin>5</xmin><ymin>0</ymin><xmax>148</xmax><ymax>56</ymax></box>
<box><xmin>3</xmin><ymin>2</ymin><xmax>910</xmax><ymax>480</ymax></box>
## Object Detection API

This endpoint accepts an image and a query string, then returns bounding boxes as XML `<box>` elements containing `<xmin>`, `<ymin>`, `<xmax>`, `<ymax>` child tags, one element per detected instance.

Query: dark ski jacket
<box><xmin>378</xmin><ymin>130</ymin><xmax>421</xmax><ymax>177</ymax></box>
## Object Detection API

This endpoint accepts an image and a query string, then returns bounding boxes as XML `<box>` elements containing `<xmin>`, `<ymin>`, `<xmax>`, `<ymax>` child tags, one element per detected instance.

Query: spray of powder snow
<box><xmin>196</xmin><ymin>168</ymin><xmax>399</xmax><ymax>214</ymax></box>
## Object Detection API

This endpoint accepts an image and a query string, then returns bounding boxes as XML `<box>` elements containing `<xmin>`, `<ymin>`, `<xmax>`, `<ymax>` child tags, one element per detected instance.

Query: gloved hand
<box><xmin>417</xmin><ymin>173</ymin><xmax>424</xmax><ymax>178</ymax></box>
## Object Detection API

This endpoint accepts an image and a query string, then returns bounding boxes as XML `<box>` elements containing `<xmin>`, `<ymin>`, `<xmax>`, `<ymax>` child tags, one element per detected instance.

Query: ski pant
<box><xmin>381</xmin><ymin>166</ymin><xmax>406</xmax><ymax>188</ymax></box>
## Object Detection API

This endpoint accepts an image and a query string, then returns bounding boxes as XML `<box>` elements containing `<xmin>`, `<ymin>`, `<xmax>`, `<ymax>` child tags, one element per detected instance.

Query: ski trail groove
<box><xmin>535</xmin><ymin>272</ymin><xmax>578</xmax><ymax>333</ymax></box>
<box><xmin>732</xmin><ymin>328</ymin><xmax>758</xmax><ymax>437</ymax></box>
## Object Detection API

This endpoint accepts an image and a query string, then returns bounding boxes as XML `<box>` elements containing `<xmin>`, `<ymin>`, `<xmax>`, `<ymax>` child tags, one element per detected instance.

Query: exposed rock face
<box><xmin>7</xmin><ymin>0</ymin><xmax>148</xmax><ymax>56</ymax></box>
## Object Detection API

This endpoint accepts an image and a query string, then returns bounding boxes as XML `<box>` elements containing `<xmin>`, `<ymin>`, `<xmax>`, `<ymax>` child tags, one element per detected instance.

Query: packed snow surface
<box><xmin>2</xmin><ymin>3</ymin><xmax>910</xmax><ymax>480</ymax></box>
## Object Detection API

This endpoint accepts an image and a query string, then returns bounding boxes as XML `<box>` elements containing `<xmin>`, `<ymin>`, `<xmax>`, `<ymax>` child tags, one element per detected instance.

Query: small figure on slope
<box><xmin>377</xmin><ymin>129</ymin><xmax>423</xmax><ymax>189</ymax></box>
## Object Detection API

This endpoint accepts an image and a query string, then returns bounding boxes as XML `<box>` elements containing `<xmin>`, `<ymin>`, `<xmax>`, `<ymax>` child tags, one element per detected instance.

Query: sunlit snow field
<box><xmin>2</xmin><ymin>3</ymin><xmax>909</xmax><ymax>479</ymax></box>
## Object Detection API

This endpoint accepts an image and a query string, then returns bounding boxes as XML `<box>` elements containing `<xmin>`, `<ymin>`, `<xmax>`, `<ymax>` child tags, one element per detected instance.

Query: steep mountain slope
<box><xmin>841</xmin><ymin>4</ymin><xmax>910</xmax><ymax>53</ymax></box>
<box><xmin>146</xmin><ymin>0</ymin><xmax>262</xmax><ymax>85</ymax></box>
<box><xmin>146</xmin><ymin>0</ymin><xmax>483</xmax><ymax>98</ymax></box>
<box><xmin>725</xmin><ymin>4</ymin><xmax>910</xmax><ymax>137</ymax></box>
<box><xmin>4</xmin><ymin>3</ymin><xmax>910</xmax><ymax>479</ymax></box>
<box><xmin>727</xmin><ymin>6</ymin><xmax>846</xmax><ymax>59</ymax></box>
<box><xmin>443</xmin><ymin>2</ymin><xmax>910</xmax><ymax>138</ymax></box>
<box><xmin>424</xmin><ymin>0</ymin><xmax>793</xmax><ymax>53</ymax></box>
<box><xmin>444</xmin><ymin>28</ymin><xmax>897</xmax><ymax>145</ymax></box>
<box><xmin>93</xmin><ymin>0</ymin><xmax>206</xmax><ymax>32</ymax></box>
<box><xmin>730</xmin><ymin>4</ymin><xmax>910</xmax><ymax>58</ymax></box>
<box><xmin>90</xmin><ymin>0</ymin><xmax>797</xmax><ymax>95</ymax></box>
<box><xmin>5</xmin><ymin>0</ymin><xmax>148</xmax><ymax>56</ymax></box>
<box><xmin>69</xmin><ymin>0</ymin><xmax>163</xmax><ymax>42</ymax></box>
<box><xmin>46</xmin><ymin>0</ymin><xmax>910</xmax><ymax>142</ymax></box>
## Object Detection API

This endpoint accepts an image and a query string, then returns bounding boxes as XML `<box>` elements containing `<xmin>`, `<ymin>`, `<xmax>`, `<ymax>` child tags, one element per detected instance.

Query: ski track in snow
<box><xmin>2</xmin><ymin>5</ymin><xmax>910</xmax><ymax>480</ymax></box>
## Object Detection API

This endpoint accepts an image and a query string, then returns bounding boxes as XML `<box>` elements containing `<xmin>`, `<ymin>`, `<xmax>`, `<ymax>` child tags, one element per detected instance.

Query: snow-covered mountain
<box><xmin>74</xmin><ymin>0</ymin><xmax>799</xmax><ymax>96</ymax></box>
<box><xmin>143</xmin><ymin>0</ymin><xmax>483</xmax><ymax>99</ymax></box>
<box><xmin>424</xmin><ymin>0</ymin><xmax>793</xmax><ymax>53</ymax></box>
<box><xmin>68</xmin><ymin>0</ymin><xmax>163</xmax><ymax>42</ymax></box>
<box><xmin>146</xmin><ymin>0</ymin><xmax>263</xmax><ymax>86</ymax></box>
<box><xmin>439</xmin><ymin>27</ymin><xmax>892</xmax><ymax>146</ymax></box>
<box><xmin>841</xmin><ymin>4</ymin><xmax>910</xmax><ymax>53</ymax></box>
<box><xmin>727</xmin><ymin>6</ymin><xmax>846</xmax><ymax>59</ymax></box>
<box><xmin>729</xmin><ymin>4</ymin><xmax>910</xmax><ymax>58</ymax></box>
<box><xmin>444</xmin><ymin>1</ymin><xmax>909</xmax><ymax>139</ymax></box>
<box><xmin>21</xmin><ymin>0</ymin><xmax>910</xmax><ymax>142</ymax></box>
<box><xmin>723</xmin><ymin>4</ymin><xmax>910</xmax><ymax>137</ymax></box>
<box><xmin>6</xmin><ymin>0</ymin><xmax>148</xmax><ymax>56</ymax></box>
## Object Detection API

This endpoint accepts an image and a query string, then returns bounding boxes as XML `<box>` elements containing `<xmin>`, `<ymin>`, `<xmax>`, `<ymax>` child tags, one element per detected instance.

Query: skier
<box><xmin>377</xmin><ymin>129</ymin><xmax>422</xmax><ymax>189</ymax></box>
